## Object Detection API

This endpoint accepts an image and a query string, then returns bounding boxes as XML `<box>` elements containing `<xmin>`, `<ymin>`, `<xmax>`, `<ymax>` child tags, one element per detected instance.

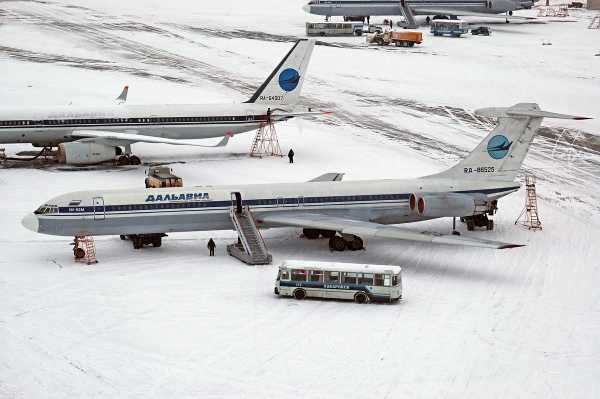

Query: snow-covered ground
<box><xmin>1</xmin><ymin>1</ymin><xmax>599</xmax><ymax>397</ymax></box>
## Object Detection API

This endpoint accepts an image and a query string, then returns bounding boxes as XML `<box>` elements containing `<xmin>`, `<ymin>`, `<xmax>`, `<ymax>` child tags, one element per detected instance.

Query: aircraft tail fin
<box><xmin>245</xmin><ymin>39</ymin><xmax>315</xmax><ymax>106</ymax></box>
<box><xmin>428</xmin><ymin>103</ymin><xmax>590</xmax><ymax>181</ymax></box>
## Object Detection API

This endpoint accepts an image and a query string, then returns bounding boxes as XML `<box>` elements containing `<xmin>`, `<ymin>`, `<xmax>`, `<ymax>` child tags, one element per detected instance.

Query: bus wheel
<box><xmin>74</xmin><ymin>247</ymin><xmax>85</xmax><ymax>259</ymax></box>
<box><xmin>303</xmin><ymin>228</ymin><xmax>320</xmax><ymax>239</ymax></box>
<box><xmin>330</xmin><ymin>236</ymin><xmax>347</xmax><ymax>252</ymax></box>
<box><xmin>354</xmin><ymin>292</ymin><xmax>368</xmax><ymax>304</ymax></box>
<box><xmin>293</xmin><ymin>289</ymin><xmax>306</xmax><ymax>300</ymax></box>
<box><xmin>119</xmin><ymin>235</ymin><xmax>127</xmax><ymax>240</ymax></box>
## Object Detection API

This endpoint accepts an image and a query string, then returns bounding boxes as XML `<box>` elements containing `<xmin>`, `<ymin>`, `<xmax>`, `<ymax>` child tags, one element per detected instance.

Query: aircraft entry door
<box><xmin>231</xmin><ymin>192</ymin><xmax>242</xmax><ymax>213</ymax></box>
<box><xmin>93</xmin><ymin>197</ymin><xmax>105</xmax><ymax>220</ymax></box>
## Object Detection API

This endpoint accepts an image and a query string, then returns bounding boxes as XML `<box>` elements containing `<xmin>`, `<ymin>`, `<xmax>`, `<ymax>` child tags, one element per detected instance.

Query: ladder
<box><xmin>227</xmin><ymin>207</ymin><xmax>272</xmax><ymax>265</ymax></box>
<box><xmin>515</xmin><ymin>175</ymin><xmax>542</xmax><ymax>230</ymax></box>
<box><xmin>74</xmin><ymin>236</ymin><xmax>98</xmax><ymax>265</ymax></box>
<box><xmin>589</xmin><ymin>16</ymin><xmax>600</xmax><ymax>29</ymax></box>
<box><xmin>398</xmin><ymin>1</ymin><xmax>418</xmax><ymax>29</ymax></box>
<box><xmin>250</xmin><ymin>121</ymin><xmax>283</xmax><ymax>158</ymax></box>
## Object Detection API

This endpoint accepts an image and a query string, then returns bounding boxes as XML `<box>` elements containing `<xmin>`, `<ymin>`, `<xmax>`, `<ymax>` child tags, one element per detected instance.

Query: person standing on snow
<box><xmin>288</xmin><ymin>148</ymin><xmax>295</xmax><ymax>164</ymax></box>
<box><xmin>207</xmin><ymin>238</ymin><xmax>216</xmax><ymax>256</ymax></box>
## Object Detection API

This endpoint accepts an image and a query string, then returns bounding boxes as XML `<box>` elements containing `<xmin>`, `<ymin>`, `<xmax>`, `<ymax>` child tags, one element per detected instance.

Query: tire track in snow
<box><xmin>1</xmin><ymin>1</ymin><xmax>599</xmax><ymax>215</ymax></box>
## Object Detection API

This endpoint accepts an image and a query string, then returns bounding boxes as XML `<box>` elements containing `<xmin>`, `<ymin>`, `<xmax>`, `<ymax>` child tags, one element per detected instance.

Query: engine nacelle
<box><xmin>409</xmin><ymin>193</ymin><xmax>477</xmax><ymax>218</ymax></box>
<box><xmin>58</xmin><ymin>142</ymin><xmax>119</xmax><ymax>165</ymax></box>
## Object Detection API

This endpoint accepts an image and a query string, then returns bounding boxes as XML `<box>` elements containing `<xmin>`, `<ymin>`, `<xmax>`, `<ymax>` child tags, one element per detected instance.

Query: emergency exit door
<box><xmin>93</xmin><ymin>197</ymin><xmax>105</xmax><ymax>220</ymax></box>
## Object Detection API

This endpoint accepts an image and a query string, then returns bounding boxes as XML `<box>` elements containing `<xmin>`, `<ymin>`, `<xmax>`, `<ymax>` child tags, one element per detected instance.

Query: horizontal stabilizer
<box><xmin>259</xmin><ymin>212</ymin><xmax>524</xmax><ymax>250</ymax></box>
<box><xmin>309</xmin><ymin>173</ymin><xmax>345</xmax><ymax>182</ymax></box>
<box><xmin>70</xmin><ymin>130</ymin><xmax>233</xmax><ymax>147</ymax></box>
<box><xmin>475</xmin><ymin>105</ymin><xmax>591</xmax><ymax>120</ymax></box>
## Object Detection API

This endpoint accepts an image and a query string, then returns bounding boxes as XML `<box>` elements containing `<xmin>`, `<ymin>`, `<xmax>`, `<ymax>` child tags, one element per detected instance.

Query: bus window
<box><xmin>279</xmin><ymin>270</ymin><xmax>289</xmax><ymax>280</ymax></box>
<box><xmin>325</xmin><ymin>271</ymin><xmax>339</xmax><ymax>283</ymax></box>
<box><xmin>343</xmin><ymin>272</ymin><xmax>357</xmax><ymax>284</ymax></box>
<box><xmin>374</xmin><ymin>274</ymin><xmax>384</xmax><ymax>286</ymax></box>
<box><xmin>310</xmin><ymin>270</ymin><xmax>323</xmax><ymax>282</ymax></box>
<box><xmin>358</xmin><ymin>273</ymin><xmax>374</xmax><ymax>285</ymax></box>
<box><xmin>384</xmin><ymin>275</ymin><xmax>391</xmax><ymax>287</ymax></box>
<box><xmin>291</xmin><ymin>269</ymin><xmax>307</xmax><ymax>281</ymax></box>
<box><xmin>392</xmin><ymin>275</ymin><xmax>399</xmax><ymax>286</ymax></box>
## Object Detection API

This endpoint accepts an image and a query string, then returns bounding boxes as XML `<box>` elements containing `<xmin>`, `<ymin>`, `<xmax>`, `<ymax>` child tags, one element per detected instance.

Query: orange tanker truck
<box><xmin>368</xmin><ymin>31</ymin><xmax>423</xmax><ymax>47</ymax></box>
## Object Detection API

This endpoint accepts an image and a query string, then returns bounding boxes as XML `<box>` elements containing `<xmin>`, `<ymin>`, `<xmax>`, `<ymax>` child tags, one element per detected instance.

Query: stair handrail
<box><xmin>245</xmin><ymin>206</ymin><xmax>269</xmax><ymax>257</ymax></box>
<box><xmin>229</xmin><ymin>207</ymin><xmax>253</xmax><ymax>255</ymax></box>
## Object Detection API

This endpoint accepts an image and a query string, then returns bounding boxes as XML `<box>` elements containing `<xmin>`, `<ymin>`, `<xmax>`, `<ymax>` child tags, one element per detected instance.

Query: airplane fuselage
<box><xmin>0</xmin><ymin>103</ymin><xmax>277</xmax><ymax>146</ymax></box>
<box><xmin>24</xmin><ymin>178</ymin><xmax>519</xmax><ymax>237</ymax></box>
<box><xmin>303</xmin><ymin>0</ymin><xmax>518</xmax><ymax>16</ymax></box>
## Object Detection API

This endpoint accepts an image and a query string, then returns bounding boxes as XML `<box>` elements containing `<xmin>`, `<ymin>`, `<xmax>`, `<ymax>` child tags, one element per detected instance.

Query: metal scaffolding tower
<box><xmin>515</xmin><ymin>175</ymin><xmax>542</xmax><ymax>231</ymax></box>
<box><xmin>249</xmin><ymin>119</ymin><xmax>283</xmax><ymax>158</ymax></box>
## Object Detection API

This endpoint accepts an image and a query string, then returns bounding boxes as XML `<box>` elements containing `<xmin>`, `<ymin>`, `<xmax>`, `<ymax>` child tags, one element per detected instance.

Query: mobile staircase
<box><xmin>398</xmin><ymin>1</ymin><xmax>418</xmax><ymax>29</ymax></box>
<box><xmin>227</xmin><ymin>206</ymin><xmax>272</xmax><ymax>265</ymax></box>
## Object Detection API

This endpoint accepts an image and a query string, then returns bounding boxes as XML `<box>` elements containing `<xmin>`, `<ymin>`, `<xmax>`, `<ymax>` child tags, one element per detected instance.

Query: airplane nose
<box><xmin>22</xmin><ymin>214</ymin><xmax>39</xmax><ymax>233</ymax></box>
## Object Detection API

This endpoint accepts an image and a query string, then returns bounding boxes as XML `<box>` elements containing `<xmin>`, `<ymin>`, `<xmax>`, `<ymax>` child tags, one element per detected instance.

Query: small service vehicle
<box><xmin>431</xmin><ymin>20</ymin><xmax>469</xmax><ymax>37</ymax></box>
<box><xmin>145</xmin><ymin>166</ymin><xmax>183</xmax><ymax>188</ymax></box>
<box><xmin>368</xmin><ymin>31</ymin><xmax>423</xmax><ymax>47</ymax></box>
<box><xmin>274</xmin><ymin>260</ymin><xmax>402</xmax><ymax>303</ymax></box>
<box><xmin>471</xmin><ymin>26</ymin><xmax>491</xmax><ymax>36</ymax></box>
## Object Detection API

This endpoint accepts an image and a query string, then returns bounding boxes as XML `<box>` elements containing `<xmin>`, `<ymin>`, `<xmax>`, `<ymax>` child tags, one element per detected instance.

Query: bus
<box><xmin>305</xmin><ymin>22</ymin><xmax>365</xmax><ymax>36</ymax></box>
<box><xmin>430</xmin><ymin>20</ymin><xmax>469</xmax><ymax>37</ymax></box>
<box><xmin>274</xmin><ymin>260</ymin><xmax>402</xmax><ymax>303</ymax></box>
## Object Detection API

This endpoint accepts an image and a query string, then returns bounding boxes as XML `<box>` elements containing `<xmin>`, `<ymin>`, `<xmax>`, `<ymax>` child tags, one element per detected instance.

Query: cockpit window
<box><xmin>34</xmin><ymin>204</ymin><xmax>58</xmax><ymax>215</ymax></box>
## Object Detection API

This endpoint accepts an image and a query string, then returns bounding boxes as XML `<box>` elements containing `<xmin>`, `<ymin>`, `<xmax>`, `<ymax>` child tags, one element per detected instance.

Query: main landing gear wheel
<box><xmin>117</xmin><ymin>155</ymin><xmax>142</xmax><ymax>166</ymax></box>
<box><xmin>347</xmin><ymin>236</ymin><xmax>364</xmax><ymax>251</ymax></box>
<box><xmin>329</xmin><ymin>236</ymin><xmax>347</xmax><ymax>252</ymax></box>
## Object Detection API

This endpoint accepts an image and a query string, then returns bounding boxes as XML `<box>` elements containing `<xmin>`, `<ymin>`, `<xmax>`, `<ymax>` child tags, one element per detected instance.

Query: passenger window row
<box><xmin>0</xmin><ymin>115</ymin><xmax>266</xmax><ymax>127</ymax></box>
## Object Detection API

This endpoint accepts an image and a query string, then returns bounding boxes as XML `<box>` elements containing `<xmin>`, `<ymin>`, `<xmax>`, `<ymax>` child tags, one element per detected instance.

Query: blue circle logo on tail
<box><xmin>487</xmin><ymin>135</ymin><xmax>512</xmax><ymax>160</ymax></box>
<box><xmin>278</xmin><ymin>68</ymin><xmax>300</xmax><ymax>92</ymax></box>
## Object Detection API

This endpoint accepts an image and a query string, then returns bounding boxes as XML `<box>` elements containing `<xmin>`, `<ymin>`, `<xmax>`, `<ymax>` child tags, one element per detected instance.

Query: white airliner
<box><xmin>302</xmin><ymin>0</ymin><xmax>534</xmax><ymax>22</ymax></box>
<box><xmin>22</xmin><ymin>103</ymin><xmax>589</xmax><ymax>252</ymax></box>
<box><xmin>0</xmin><ymin>40</ymin><xmax>316</xmax><ymax>165</ymax></box>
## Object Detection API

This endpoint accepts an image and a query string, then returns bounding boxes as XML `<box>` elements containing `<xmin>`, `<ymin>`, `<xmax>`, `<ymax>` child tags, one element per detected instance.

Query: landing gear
<box><xmin>461</xmin><ymin>214</ymin><xmax>495</xmax><ymax>231</ymax></box>
<box><xmin>117</xmin><ymin>154</ymin><xmax>141</xmax><ymax>165</ymax></box>
<box><xmin>451</xmin><ymin>217</ymin><xmax>461</xmax><ymax>236</ymax></box>
<box><xmin>302</xmin><ymin>228</ymin><xmax>336</xmax><ymax>239</ymax></box>
<box><xmin>328</xmin><ymin>235</ymin><xmax>365</xmax><ymax>252</ymax></box>
<box><xmin>124</xmin><ymin>233</ymin><xmax>166</xmax><ymax>249</ymax></box>
<box><xmin>329</xmin><ymin>236</ymin><xmax>347</xmax><ymax>252</ymax></box>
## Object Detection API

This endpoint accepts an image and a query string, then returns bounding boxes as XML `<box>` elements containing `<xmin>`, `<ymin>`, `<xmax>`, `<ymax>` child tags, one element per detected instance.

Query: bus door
<box><xmin>231</xmin><ymin>192</ymin><xmax>243</xmax><ymax>213</ymax></box>
<box><xmin>93</xmin><ymin>197</ymin><xmax>105</xmax><ymax>220</ymax></box>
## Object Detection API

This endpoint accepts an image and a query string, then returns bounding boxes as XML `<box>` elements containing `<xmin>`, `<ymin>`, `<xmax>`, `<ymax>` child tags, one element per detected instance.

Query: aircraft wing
<box><xmin>417</xmin><ymin>9</ymin><xmax>536</xmax><ymax>20</ymax></box>
<box><xmin>258</xmin><ymin>212</ymin><xmax>524</xmax><ymax>250</ymax></box>
<box><xmin>270</xmin><ymin>110</ymin><xmax>332</xmax><ymax>121</ymax></box>
<box><xmin>69</xmin><ymin>130</ymin><xmax>232</xmax><ymax>147</ymax></box>
<box><xmin>308</xmin><ymin>173</ymin><xmax>345</xmax><ymax>182</ymax></box>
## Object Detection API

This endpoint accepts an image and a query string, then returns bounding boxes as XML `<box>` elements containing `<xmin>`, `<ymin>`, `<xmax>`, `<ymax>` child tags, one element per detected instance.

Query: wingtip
<box><xmin>499</xmin><ymin>244</ymin><xmax>526</xmax><ymax>249</ymax></box>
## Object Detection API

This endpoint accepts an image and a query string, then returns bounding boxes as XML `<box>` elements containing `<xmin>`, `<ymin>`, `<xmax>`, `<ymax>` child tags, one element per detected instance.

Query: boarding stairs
<box><xmin>227</xmin><ymin>206</ymin><xmax>272</xmax><ymax>265</ymax></box>
<box><xmin>589</xmin><ymin>16</ymin><xmax>600</xmax><ymax>29</ymax></box>
<box><xmin>515</xmin><ymin>175</ymin><xmax>542</xmax><ymax>231</ymax></box>
<box><xmin>398</xmin><ymin>1</ymin><xmax>418</xmax><ymax>29</ymax></box>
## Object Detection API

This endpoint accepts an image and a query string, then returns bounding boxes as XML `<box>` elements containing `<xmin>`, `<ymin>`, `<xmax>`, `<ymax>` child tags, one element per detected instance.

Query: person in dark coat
<box><xmin>288</xmin><ymin>148</ymin><xmax>295</xmax><ymax>164</ymax></box>
<box><xmin>207</xmin><ymin>238</ymin><xmax>216</xmax><ymax>256</ymax></box>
